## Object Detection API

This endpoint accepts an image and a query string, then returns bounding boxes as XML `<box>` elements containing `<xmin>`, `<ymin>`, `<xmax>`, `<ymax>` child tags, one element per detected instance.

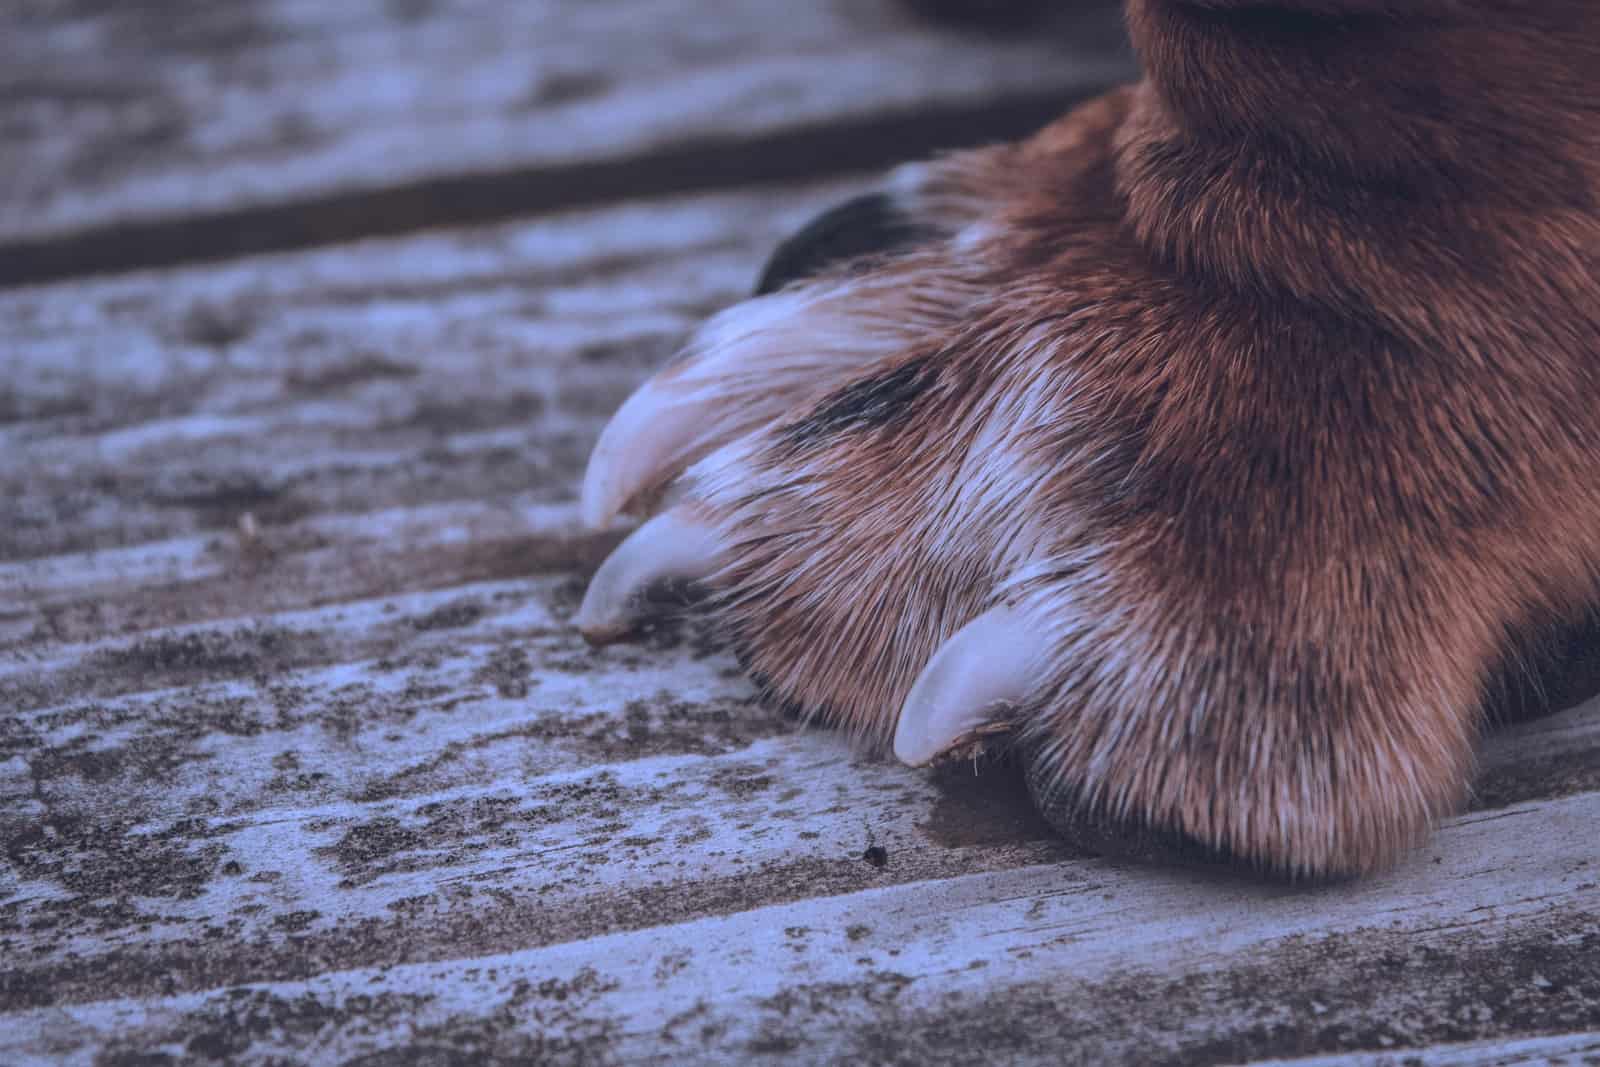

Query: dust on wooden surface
<box><xmin>2</xmin><ymin>2</ymin><xmax>1597</xmax><ymax>1065</ymax></box>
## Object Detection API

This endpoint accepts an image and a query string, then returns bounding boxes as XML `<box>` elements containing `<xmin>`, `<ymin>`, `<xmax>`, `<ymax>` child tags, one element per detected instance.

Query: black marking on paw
<box><xmin>754</xmin><ymin>193</ymin><xmax>935</xmax><ymax>296</ymax></box>
<box><xmin>780</xmin><ymin>357</ymin><xmax>937</xmax><ymax>451</ymax></box>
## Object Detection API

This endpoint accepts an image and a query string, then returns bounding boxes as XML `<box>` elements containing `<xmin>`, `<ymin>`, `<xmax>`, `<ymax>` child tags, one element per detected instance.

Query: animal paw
<box><xmin>575</xmin><ymin>93</ymin><xmax>1553</xmax><ymax>880</ymax></box>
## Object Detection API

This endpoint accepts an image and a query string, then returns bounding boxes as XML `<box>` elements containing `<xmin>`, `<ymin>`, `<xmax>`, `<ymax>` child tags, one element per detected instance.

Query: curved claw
<box><xmin>580</xmin><ymin>293</ymin><xmax>804</xmax><ymax>529</ymax></box>
<box><xmin>581</xmin><ymin>378</ymin><xmax>706</xmax><ymax>529</ymax></box>
<box><xmin>575</xmin><ymin>510</ymin><xmax>724</xmax><ymax>646</ymax></box>
<box><xmin>893</xmin><ymin>604</ymin><xmax>1042</xmax><ymax>766</ymax></box>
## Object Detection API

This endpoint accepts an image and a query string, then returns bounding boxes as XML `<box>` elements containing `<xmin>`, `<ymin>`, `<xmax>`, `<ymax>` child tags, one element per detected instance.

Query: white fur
<box><xmin>581</xmin><ymin>271</ymin><xmax>969</xmax><ymax>527</ymax></box>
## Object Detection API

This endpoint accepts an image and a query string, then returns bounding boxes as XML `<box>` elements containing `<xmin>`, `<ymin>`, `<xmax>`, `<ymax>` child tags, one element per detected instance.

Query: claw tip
<box><xmin>574</xmin><ymin>509</ymin><xmax>723</xmax><ymax>645</ymax></box>
<box><xmin>893</xmin><ymin>604</ymin><xmax>1039</xmax><ymax>767</ymax></box>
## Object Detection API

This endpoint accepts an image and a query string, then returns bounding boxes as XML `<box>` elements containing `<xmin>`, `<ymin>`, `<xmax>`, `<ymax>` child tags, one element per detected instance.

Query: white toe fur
<box><xmin>580</xmin><ymin>272</ymin><xmax>971</xmax><ymax>528</ymax></box>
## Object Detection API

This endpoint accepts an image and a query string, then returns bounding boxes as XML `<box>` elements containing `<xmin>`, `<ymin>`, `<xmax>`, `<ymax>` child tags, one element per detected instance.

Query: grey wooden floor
<box><xmin>2</xmin><ymin>2</ymin><xmax>1597</xmax><ymax>1064</ymax></box>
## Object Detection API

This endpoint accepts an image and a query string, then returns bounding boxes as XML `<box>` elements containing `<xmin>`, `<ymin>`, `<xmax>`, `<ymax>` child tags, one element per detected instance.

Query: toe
<box><xmin>575</xmin><ymin>509</ymin><xmax>724</xmax><ymax>645</ymax></box>
<box><xmin>893</xmin><ymin>604</ymin><xmax>1042</xmax><ymax>766</ymax></box>
<box><xmin>581</xmin><ymin>271</ymin><xmax>969</xmax><ymax>528</ymax></box>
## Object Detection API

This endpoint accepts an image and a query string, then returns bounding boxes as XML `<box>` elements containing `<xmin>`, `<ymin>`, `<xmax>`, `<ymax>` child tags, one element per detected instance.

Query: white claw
<box><xmin>575</xmin><ymin>510</ymin><xmax>723</xmax><ymax>645</ymax></box>
<box><xmin>893</xmin><ymin>604</ymin><xmax>1041</xmax><ymax>767</ymax></box>
<box><xmin>581</xmin><ymin>379</ymin><xmax>703</xmax><ymax>528</ymax></box>
<box><xmin>582</xmin><ymin>281</ymin><xmax>925</xmax><ymax>528</ymax></box>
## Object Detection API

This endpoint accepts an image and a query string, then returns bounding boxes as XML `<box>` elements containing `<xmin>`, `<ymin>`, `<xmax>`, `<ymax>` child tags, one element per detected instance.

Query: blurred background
<box><xmin>1</xmin><ymin>0</ymin><xmax>1132</xmax><ymax>286</ymax></box>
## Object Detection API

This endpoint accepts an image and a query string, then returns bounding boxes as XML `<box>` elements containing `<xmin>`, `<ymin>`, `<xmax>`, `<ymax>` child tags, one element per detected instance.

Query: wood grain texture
<box><xmin>3</xmin><ymin>176</ymin><xmax>1598</xmax><ymax>1064</ymax></box>
<box><xmin>4</xmin><ymin>4</ymin><xmax>1598</xmax><ymax>1053</ymax></box>
<box><xmin>0</xmin><ymin>0</ymin><xmax>1133</xmax><ymax>283</ymax></box>
<box><xmin>1256</xmin><ymin>1032</ymin><xmax>1600</xmax><ymax>1067</ymax></box>
<box><xmin>0</xmin><ymin>181</ymin><xmax>863</xmax><ymax>567</ymax></box>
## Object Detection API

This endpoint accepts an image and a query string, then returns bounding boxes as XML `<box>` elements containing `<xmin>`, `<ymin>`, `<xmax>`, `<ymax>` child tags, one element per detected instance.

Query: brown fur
<box><xmin>592</xmin><ymin>0</ymin><xmax>1600</xmax><ymax>877</ymax></box>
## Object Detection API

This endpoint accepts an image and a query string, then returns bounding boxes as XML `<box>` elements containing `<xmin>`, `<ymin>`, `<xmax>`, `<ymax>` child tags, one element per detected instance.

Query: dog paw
<box><xmin>576</xmin><ymin>97</ymin><xmax>1511</xmax><ymax>880</ymax></box>
<box><xmin>579</xmin><ymin>154</ymin><xmax>1003</xmax><ymax>530</ymax></box>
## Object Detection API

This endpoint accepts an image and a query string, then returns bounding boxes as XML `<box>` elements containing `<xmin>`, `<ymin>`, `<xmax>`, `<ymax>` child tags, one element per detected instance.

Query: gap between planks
<box><xmin>0</xmin><ymin>1</ymin><xmax>1134</xmax><ymax>286</ymax></box>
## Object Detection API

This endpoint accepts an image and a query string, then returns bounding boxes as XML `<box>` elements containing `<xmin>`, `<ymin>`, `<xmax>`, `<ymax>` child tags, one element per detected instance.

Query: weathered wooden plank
<box><xmin>0</xmin><ymin>179</ymin><xmax>864</xmax><ymax>578</ymax></box>
<box><xmin>1247</xmin><ymin>1031</ymin><xmax>1600</xmax><ymax>1066</ymax></box>
<box><xmin>1477</xmin><ymin>695</ymin><xmax>1600</xmax><ymax>808</ymax></box>
<box><xmin>0</xmin><ymin>551</ymin><xmax>1064</xmax><ymax>1004</ymax></box>
<box><xmin>3</xmin><ymin>788</ymin><xmax>1596</xmax><ymax>1065</ymax></box>
<box><xmin>0</xmin><ymin>0</ymin><xmax>1133</xmax><ymax>282</ymax></box>
<box><xmin>2</xmin><ymin>520</ymin><xmax>1596</xmax><ymax>1018</ymax></box>
<box><xmin>4</xmin><ymin>78</ymin><xmax>1596</xmax><ymax>1065</ymax></box>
